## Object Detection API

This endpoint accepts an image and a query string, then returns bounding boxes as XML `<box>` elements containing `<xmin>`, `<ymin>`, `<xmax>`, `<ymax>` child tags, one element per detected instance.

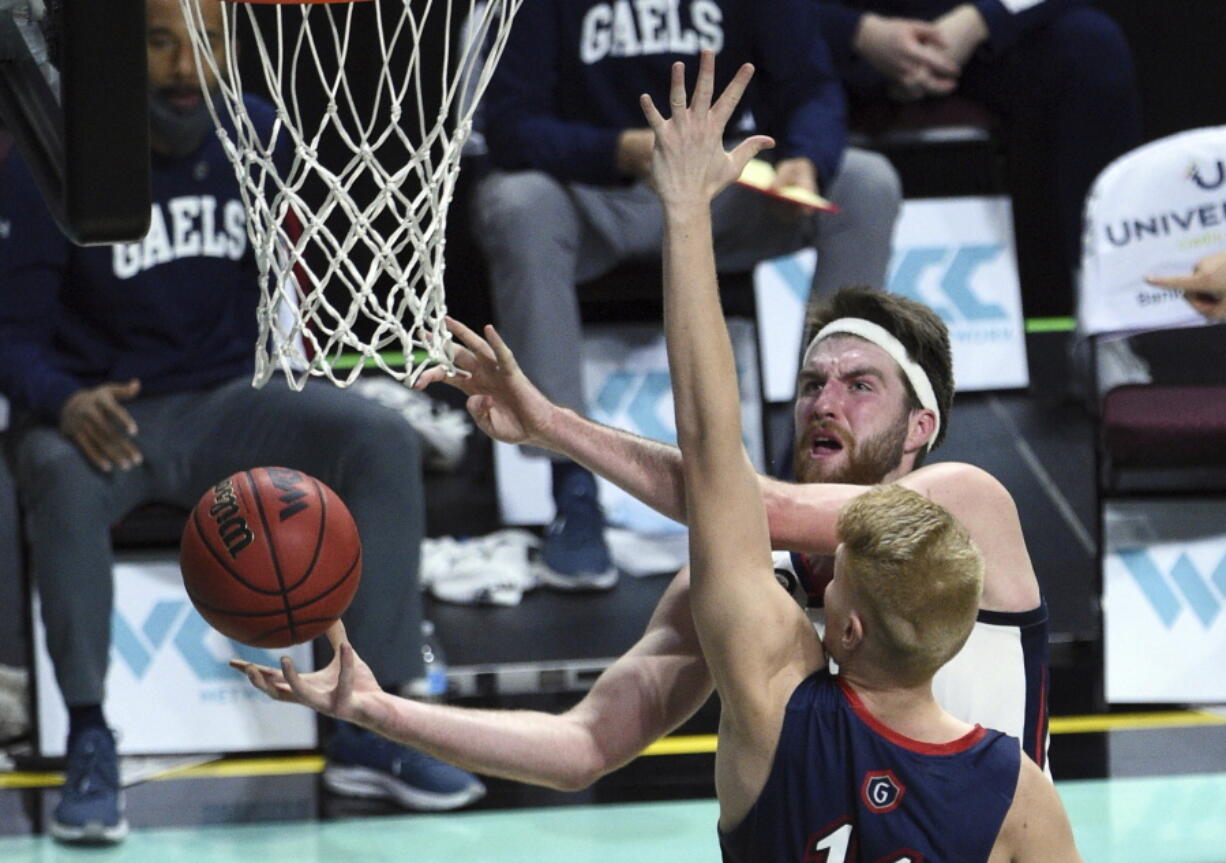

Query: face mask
<box><xmin>148</xmin><ymin>90</ymin><xmax>215</xmax><ymax>158</ymax></box>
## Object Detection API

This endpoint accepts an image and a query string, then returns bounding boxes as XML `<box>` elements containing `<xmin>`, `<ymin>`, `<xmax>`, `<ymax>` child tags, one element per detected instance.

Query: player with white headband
<box><xmin>237</xmin><ymin>285</ymin><xmax>1051</xmax><ymax>791</ymax></box>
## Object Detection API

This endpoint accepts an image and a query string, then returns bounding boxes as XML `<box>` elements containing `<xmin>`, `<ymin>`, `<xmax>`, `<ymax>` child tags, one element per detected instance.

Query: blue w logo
<box><xmin>111</xmin><ymin>602</ymin><xmax>282</xmax><ymax>681</ymax></box>
<box><xmin>888</xmin><ymin>245</ymin><xmax>1008</xmax><ymax>323</ymax></box>
<box><xmin>1116</xmin><ymin>549</ymin><xmax>1226</xmax><ymax>629</ymax></box>
<box><xmin>593</xmin><ymin>370</ymin><xmax>676</xmax><ymax>444</ymax></box>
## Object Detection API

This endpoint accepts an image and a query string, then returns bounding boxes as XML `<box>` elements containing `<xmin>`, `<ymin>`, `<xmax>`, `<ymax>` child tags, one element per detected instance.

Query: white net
<box><xmin>178</xmin><ymin>0</ymin><xmax>522</xmax><ymax>388</ymax></box>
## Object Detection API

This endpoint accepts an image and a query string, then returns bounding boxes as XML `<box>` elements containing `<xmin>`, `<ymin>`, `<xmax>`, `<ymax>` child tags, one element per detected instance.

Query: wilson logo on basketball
<box><xmin>265</xmin><ymin>466</ymin><xmax>310</xmax><ymax>521</ymax></box>
<box><xmin>208</xmin><ymin>477</ymin><xmax>254</xmax><ymax>558</ymax></box>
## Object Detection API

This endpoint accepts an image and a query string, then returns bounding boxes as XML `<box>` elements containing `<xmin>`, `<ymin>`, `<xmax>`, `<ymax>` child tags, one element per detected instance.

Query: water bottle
<box><xmin>408</xmin><ymin>620</ymin><xmax>448</xmax><ymax>701</ymax></box>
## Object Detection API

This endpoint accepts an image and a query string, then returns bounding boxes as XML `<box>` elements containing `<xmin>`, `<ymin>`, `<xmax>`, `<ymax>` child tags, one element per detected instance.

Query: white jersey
<box><xmin>773</xmin><ymin>550</ymin><xmax>1051</xmax><ymax>771</ymax></box>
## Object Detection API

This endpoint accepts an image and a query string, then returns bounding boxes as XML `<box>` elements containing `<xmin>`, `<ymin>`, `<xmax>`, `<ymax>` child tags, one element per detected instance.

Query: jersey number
<box><xmin>809</xmin><ymin>822</ymin><xmax>920</xmax><ymax>862</ymax></box>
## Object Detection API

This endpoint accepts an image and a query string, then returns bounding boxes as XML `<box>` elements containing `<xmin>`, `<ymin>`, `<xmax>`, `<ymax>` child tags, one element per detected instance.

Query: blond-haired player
<box><xmin>643</xmin><ymin>52</ymin><xmax>1078</xmax><ymax>860</ymax></box>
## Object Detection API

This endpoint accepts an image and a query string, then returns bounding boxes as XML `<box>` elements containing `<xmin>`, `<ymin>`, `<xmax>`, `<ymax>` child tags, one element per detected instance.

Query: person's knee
<box><xmin>15</xmin><ymin>434</ymin><xmax>96</xmax><ymax>499</ymax></box>
<box><xmin>475</xmin><ymin>170</ymin><xmax>575</xmax><ymax>242</ymax></box>
<box><xmin>1048</xmin><ymin>8</ymin><xmax>1137</xmax><ymax>95</ymax></box>
<box><xmin>831</xmin><ymin>150</ymin><xmax>902</xmax><ymax>223</ymax></box>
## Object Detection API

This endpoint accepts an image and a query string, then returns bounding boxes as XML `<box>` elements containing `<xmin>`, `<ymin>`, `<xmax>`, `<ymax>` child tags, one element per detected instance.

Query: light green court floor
<box><xmin>2</xmin><ymin>773</ymin><xmax>1223</xmax><ymax>862</ymax></box>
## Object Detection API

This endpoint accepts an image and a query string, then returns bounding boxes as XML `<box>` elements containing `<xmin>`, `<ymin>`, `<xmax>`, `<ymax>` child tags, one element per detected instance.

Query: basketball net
<box><xmin>177</xmin><ymin>0</ymin><xmax>522</xmax><ymax>388</ymax></box>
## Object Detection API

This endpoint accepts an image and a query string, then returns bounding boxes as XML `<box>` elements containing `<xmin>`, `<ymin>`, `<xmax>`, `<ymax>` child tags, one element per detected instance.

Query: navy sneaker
<box><xmin>537</xmin><ymin>467</ymin><xmax>618</xmax><ymax>591</ymax></box>
<box><xmin>50</xmin><ymin>726</ymin><xmax>128</xmax><ymax>844</ymax></box>
<box><xmin>323</xmin><ymin>722</ymin><xmax>486</xmax><ymax>811</ymax></box>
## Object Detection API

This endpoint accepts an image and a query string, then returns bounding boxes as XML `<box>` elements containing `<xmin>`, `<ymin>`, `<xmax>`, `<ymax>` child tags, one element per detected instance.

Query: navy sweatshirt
<box><xmin>0</xmin><ymin>96</ymin><xmax>282</xmax><ymax>422</ymax></box>
<box><xmin>483</xmin><ymin>0</ymin><xmax>847</xmax><ymax>186</ymax></box>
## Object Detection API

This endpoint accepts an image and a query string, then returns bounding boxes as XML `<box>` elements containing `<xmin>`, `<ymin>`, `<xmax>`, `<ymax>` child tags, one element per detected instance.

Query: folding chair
<box><xmin>1077</xmin><ymin>125</ymin><xmax>1226</xmax><ymax>704</ymax></box>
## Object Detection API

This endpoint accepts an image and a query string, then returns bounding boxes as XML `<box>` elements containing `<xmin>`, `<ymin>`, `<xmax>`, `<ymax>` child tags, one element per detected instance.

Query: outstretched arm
<box><xmin>418</xmin><ymin>318</ymin><xmax>690</xmax><ymax>523</ymax></box>
<box><xmin>234</xmin><ymin>571</ymin><xmax>713</xmax><ymax>790</ymax></box>
<box><xmin>421</xmin><ymin>322</ymin><xmax>874</xmax><ymax>543</ymax></box>
<box><xmin>644</xmin><ymin>52</ymin><xmax>824</xmax><ymax>829</ymax></box>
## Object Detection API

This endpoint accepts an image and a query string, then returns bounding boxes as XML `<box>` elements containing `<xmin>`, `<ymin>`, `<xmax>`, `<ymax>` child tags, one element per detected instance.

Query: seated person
<box><xmin>0</xmin><ymin>0</ymin><xmax>483</xmax><ymax>844</ymax></box>
<box><xmin>473</xmin><ymin>0</ymin><xmax>903</xmax><ymax>589</ymax></box>
<box><xmin>818</xmin><ymin>0</ymin><xmax>1143</xmax><ymax>316</ymax></box>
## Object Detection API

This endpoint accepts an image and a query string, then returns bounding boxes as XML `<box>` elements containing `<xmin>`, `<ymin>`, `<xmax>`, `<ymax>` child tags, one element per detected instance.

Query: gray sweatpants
<box><xmin>472</xmin><ymin>148</ymin><xmax>902</xmax><ymax>423</ymax></box>
<box><xmin>12</xmin><ymin>377</ymin><xmax>424</xmax><ymax>707</ymax></box>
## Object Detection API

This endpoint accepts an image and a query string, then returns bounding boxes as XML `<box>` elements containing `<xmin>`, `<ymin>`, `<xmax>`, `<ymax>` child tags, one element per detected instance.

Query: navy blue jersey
<box><xmin>774</xmin><ymin>550</ymin><xmax>1051</xmax><ymax>769</ymax></box>
<box><xmin>720</xmin><ymin>670</ymin><xmax>1019</xmax><ymax>863</ymax></box>
<box><xmin>484</xmin><ymin>0</ymin><xmax>847</xmax><ymax>185</ymax></box>
<box><xmin>0</xmin><ymin>95</ymin><xmax>282</xmax><ymax>422</ymax></box>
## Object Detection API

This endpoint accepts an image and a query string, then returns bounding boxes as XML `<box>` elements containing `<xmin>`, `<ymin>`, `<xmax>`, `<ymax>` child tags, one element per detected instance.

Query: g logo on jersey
<box><xmin>861</xmin><ymin>770</ymin><xmax>905</xmax><ymax>814</ymax></box>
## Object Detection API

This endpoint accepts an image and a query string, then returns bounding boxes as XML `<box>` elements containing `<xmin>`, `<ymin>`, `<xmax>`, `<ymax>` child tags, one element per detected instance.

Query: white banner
<box><xmin>34</xmin><ymin>553</ymin><xmax>316</xmax><ymax>756</ymax></box>
<box><xmin>753</xmin><ymin>196</ymin><xmax>1028</xmax><ymax>402</ymax></box>
<box><xmin>1079</xmin><ymin>126</ymin><xmax>1226</xmax><ymax>336</ymax></box>
<box><xmin>495</xmin><ymin>319</ymin><xmax>763</xmax><ymax>529</ymax></box>
<box><xmin>1104</xmin><ymin>531</ymin><xmax>1226</xmax><ymax>703</ymax></box>
<box><xmin>888</xmin><ymin>197</ymin><xmax>1028</xmax><ymax>391</ymax></box>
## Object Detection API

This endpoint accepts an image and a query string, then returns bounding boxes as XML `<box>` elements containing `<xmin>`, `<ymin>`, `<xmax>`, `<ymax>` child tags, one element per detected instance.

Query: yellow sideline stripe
<box><xmin>2</xmin><ymin>710</ymin><xmax>1223</xmax><ymax>789</ymax></box>
<box><xmin>1049</xmin><ymin>710</ymin><xmax>1226</xmax><ymax>735</ymax></box>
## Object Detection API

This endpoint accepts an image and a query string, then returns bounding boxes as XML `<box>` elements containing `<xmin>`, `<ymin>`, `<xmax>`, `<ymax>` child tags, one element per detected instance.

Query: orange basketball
<box><xmin>179</xmin><ymin>467</ymin><xmax>362</xmax><ymax>648</ymax></box>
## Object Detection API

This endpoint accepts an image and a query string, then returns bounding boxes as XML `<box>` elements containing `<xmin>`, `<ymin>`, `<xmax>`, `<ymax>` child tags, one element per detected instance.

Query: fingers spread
<box><xmin>337</xmin><ymin>643</ymin><xmax>355</xmax><ymax>700</ymax></box>
<box><xmin>641</xmin><ymin>92</ymin><xmax>665</xmax><ymax>130</ymax></box>
<box><xmin>326</xmin><ymin>619</ymin><xmax>349</xmax><ymax>649</ymax></box>
<box><xmin>691</xmin><ymin>49</ymin><xmax>716</xmax><ymax>115</ymax></box>
<box><xmin>711</xmin><ymin>62</ymin><xmax>755</xmax><ymax>126</ymax></box>
<box><xmin>669</xmin><ymin>60</ymin><xmax>687</xmax><ymax>112</ymax></box>
<box><xmin>446</xmin><ymin>317</ymin><xmax>499</xmax><ymax>364</ymax></box>
<box><xmin>729</xmin><ymin>135</ymin><xmax>776</xmax><ymax>177</ymax></box>
<box><xmin>282</xmin><ymin>656</ymin><xmax>306</xmax><ymax>698</ymax></box>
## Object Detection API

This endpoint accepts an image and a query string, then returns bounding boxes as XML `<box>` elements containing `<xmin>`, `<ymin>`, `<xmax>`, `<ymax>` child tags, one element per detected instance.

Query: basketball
<box><xmin>179</xmin><ymin>467</ymin><xmax>362</xmax><ymax>648</ymax></box>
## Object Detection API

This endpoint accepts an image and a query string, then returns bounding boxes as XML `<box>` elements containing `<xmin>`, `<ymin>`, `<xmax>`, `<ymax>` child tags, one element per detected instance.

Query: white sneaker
<box><xmin>352</xmin><ymin>378</ymin><xmax>472</xmax><ymax>471</ymax></box>
<box><xmin>426</xmin><ymin>530</ymin><xmax>540</xmax><ymax>606</ymax></box>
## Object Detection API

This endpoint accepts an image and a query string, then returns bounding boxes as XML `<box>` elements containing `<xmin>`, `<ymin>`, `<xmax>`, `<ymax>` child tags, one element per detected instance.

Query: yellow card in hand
<box><xmin>735</xmin><ymin>159</ymin><xmax>839</xmax><ymax>212</ymax></box>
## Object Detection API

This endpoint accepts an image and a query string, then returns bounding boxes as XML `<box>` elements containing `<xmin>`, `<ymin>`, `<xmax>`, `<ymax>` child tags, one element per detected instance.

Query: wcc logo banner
<box><xmin>752</xmin><ymin>196</ymin><xmax>1027</xmax><ymax>402</ymax></box>
<box><xmin>33</xmin><ymin>556</ymin><xmax>315</xmax><ymax>756</ymax></box>
<box><xmin>1079</xmin><ymin>125</ymin><xmax>1226</xmax><ymax>336</ymax></box>
<box><xmin>1104</xmin><ymin>535</ymin><xmax>1226</xmax><ymax>702</ymax></box>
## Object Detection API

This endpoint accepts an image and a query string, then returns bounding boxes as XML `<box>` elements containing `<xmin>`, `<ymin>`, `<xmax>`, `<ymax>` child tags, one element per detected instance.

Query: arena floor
<box><xmin>2</xmin><ymin>714</ymin><xmax>1226</xmax><ymax>861</ymax></box>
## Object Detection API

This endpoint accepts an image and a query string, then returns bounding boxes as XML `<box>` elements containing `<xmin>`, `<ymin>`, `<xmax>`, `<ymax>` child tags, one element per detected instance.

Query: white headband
<box><xmin>809</xmin><ymin>317</ymin><xmax>941</xmax><ymax>451</ymax></box>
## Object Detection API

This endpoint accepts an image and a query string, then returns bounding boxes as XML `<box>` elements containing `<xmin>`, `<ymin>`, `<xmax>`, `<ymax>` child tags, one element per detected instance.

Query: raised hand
<box><xmin>639</xmin><ymin>50</ymin><xmax>774</xmax><ymax>210</ymax></box>
<box><xmin>414</xmin><ymin>317</ymin><xmax>556</xmax><ymax>447</ymax></box>
<box><xmin>230</xmin><ymin>621</ymin><xmax>385</xmax><ymax>726</ymax></box>
<box><xmin>1146</xmin><ymin>250</ymin><xmax>1226</xmax><ymax>321</ymax></box>
<box><xmin>59</xmin><ymin>379</ymin><xmax>144</xmax><ymax>472</ymax></box>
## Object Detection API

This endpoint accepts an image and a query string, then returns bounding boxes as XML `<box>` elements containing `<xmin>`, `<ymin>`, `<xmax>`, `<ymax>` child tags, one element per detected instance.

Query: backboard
<box><xmin>0</xmin><ymin>0</ymin><xmax>150</xmax><ymax>244</ymax></box>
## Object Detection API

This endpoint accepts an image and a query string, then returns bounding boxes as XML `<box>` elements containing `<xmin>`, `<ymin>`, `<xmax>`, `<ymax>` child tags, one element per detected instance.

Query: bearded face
<box><xmin>791</xmin><ymin>335</ymin><xmax>918</xmax><ymax>486</ymax></box>
<box><xmin>792</xmin><ymin>403</ymin><xmax>910</xmax><ymax>485</ymax></box>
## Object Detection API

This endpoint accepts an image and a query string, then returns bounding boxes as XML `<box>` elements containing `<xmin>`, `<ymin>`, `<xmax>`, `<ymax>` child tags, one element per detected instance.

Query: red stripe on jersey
<box><xmin>838</xmin><ymin>677</ymin><xmax>988</xmax><ymax>755</ymax></box>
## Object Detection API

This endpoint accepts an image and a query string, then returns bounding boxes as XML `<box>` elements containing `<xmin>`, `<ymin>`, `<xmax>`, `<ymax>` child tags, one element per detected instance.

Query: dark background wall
<box><xmin>1100</xmin><ymin>0</ymin><xmax>1226</xmax><ymax>140</ymax></box>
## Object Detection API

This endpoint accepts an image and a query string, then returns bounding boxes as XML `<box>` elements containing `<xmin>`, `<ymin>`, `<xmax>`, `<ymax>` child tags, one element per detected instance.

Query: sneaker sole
<box><xmin>534</xmin><ymin>563</ymin><xmax>619</xmax><ymax>591</ymax></box>
<box><xmin>49</xmin><ymin>816</ymin><xmax>129</xmax><ymax>845</ymax></box>
<box><xmin>322</xmin><ymin>765</ymin><xmax>486</xmax><ymax>812</ymax></box>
